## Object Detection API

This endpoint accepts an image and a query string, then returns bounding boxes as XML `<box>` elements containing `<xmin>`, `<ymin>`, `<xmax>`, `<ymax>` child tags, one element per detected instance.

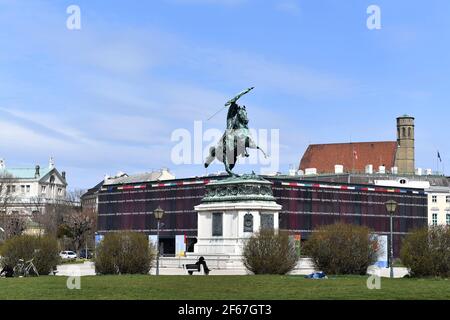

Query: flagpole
<box><xmin>437</xmin><ymin>154</ymin><xmax>439</xmax><ymax>175</ymax></box>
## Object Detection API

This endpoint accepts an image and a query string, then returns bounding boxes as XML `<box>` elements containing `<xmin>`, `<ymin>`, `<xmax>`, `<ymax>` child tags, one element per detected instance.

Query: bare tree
<box><xmin>0</xmin><ymin>172</ymin><xmax>15</xmax><ymax>214</ymax></box>
<box><xmin>29</xmin><ymin>186</ymin><xmax>80</xmax><ymax>234</ymax></box>
<box><xmin>30</xmin><ymin>195</ymin><xmax>45</xmax><ymax>237</ymax></box>
<box><xmin>66</xmin><ymin>189</ymin><xmax>85</xmax><ymax>205</ymax></box>
<box><xmin>0</xmin><ymin>172</ymin><xmax>20</xmax><ymax>240</ymax></box>
<box><xmin>63</xmin><ymin>209</ymin><xmax>95</xmax><ymax>254</ymax></box>
<box><xmin>2</xmin><ymin>214</ymin><xmax>27</xmax><ymax>239</ymax></box>
<box><xmin>40</xmin><ymin>199</ymin><xmax>74</xmax><ymax>237</ymax></box>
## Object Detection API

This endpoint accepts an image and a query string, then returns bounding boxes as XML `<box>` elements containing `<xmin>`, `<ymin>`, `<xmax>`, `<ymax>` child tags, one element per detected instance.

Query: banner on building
<box><xmin>176</xmin><ymin>235</ymin><xmax>186</xmax><ymax>257</ymax></box>
<box><xmin>374</xmin><ymin>235</ymin><xmax>388</xmax><ymax>268</ymax></box>
<box><xmin>148</xmin><ymin>235</ymin><xmax>158</xmax><ymax>249</ymax></box>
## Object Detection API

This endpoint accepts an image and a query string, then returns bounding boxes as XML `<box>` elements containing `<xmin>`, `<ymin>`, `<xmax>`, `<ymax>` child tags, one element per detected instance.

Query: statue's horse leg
<box><xmin>223</xmin><ymin>134</ymin><xmax>238</xmax><ymax>176</ymax></box>
<box><xmin>245</xmin><ymin>137</ymin><xmax>268</xmax><ymax>159</ymax></box>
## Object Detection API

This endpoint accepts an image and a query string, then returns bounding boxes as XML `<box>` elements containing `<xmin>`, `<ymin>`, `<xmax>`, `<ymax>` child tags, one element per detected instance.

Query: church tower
<box><xmin>395</xmin><ymin>115</ymin><xmax>415</xmax><ymax>174</ymax></box>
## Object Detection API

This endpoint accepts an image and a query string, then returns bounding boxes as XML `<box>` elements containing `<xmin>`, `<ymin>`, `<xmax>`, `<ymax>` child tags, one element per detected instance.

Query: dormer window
<box><xmin>50</xmin><ymin>175</ymin><xmax>55</xmax><ymax>184</ymax></box>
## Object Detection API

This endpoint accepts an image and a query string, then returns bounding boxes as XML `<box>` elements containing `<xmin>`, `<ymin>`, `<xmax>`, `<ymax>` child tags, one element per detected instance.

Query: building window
<box><xmin>41</xmin><ymin>186</ymin><xmax>46</xmax><ymax>194</ymax></box>
<box><xmin>212</xmin><ymin>212</ymin><xmax>223</xmax><ymax>237</ymax></box>
<box><xmin>432</xmin><ymin>213</ymin><xmax>438</xmax><ymax>226</ymax></box>
<box><xmin>432</xmin><ymin>195</ymin><xmax>437</xmax><ymax>203</ymax></box>
<box><xmin>26</xmin><ymin>185</ymin><xmax>30</xmax><ymax>193</ymax></box>
<box><xmin>447</xmin><ymin>214</ymin><xmax>450</xmax><ymax>226</ymax></box>
<box><xmin>447</xmin><ymin>196</ymin><xmax>450</xmax><ymax>203</ymax></box>
<box><xmin>58</xmin><ymin>188</ymin><xmax>62</xmax><ymax>196</ymax></box>
<box><xmin>21</xmin><ymin>185</ymin><xmax>25</xmax><ymax>194</ymax></box>
<box><xmin>261</xmin><ymin>214</ymin><xmax>274</xmax><ymax>231</ymax></box>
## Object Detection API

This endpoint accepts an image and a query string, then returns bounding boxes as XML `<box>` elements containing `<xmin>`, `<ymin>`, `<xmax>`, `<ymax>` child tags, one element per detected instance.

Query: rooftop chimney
<box><xmin>334</xmin><ymin>165</ymin><xmax>344</xmax><ymax>174</ymax></box>
<box><xmin>305</xmin><ymin>168</ymin><xmax>317</xmax><ymax>175</ymax></box>
<box><xmin>35</xmin><ymin>165</ymin><xmax>40</xmax><ymax>178</ymax></box>
<box><xmin>62</xmin><ymin>171</ymin><xmax>66</xmax><ymax>180</ymax></box>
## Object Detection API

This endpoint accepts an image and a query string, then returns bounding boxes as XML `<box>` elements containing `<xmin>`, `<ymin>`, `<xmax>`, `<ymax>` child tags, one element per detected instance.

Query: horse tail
<box><xmin>257</xmin><ymin>146</ymin><xmax>268</xmax><ymax>159</ymax></box>
<box><xmin>204</xmin><ymin>146</ymin><xmax>216</xmax><ymax>168</ymax></box>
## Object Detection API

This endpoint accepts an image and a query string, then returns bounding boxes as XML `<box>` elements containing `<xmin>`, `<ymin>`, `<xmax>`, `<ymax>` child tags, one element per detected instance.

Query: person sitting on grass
<box><xmin>0</xmin><ymin>265</ymin><xmax>14</xmax><ymax>278</ymax></box>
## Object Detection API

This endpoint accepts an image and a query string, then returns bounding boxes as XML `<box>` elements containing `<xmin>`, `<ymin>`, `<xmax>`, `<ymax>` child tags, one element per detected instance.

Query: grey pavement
<box><xmin>55</xmin><ymin>261</ymin><xmax>410</xmax><ymax>278</ymax></box>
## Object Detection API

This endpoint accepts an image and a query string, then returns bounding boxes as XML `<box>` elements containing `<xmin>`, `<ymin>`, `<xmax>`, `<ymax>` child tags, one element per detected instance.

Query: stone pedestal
<box><xmin>190</xmin><ymin>174</ymin><xmax>282</xmax><ymax>269</ymax></box>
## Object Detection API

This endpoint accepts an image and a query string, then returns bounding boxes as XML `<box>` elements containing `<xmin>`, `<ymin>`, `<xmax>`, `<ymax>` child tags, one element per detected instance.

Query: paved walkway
<box><xmin>56</xmin><ymin>261</ymin><xmax>410</xmax><ymax>278</ymax></box>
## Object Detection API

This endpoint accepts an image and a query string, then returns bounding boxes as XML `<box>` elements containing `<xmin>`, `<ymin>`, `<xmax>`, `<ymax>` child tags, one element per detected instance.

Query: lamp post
<box><xmin>385</xmin><ymin>200</ymin><xmax>398</xmax><ymax>279</ymax></box>
<box><xmin>153</xmin><ymin>206</ymin><xmax>165</xmax><ymax>276</ymax></box>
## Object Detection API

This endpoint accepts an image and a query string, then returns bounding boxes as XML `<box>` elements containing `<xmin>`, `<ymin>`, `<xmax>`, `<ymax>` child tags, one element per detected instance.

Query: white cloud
<box><xmin>0</xmin><ymin>0</ymin><xmax>358</xmax><ymax>187</ymax></box>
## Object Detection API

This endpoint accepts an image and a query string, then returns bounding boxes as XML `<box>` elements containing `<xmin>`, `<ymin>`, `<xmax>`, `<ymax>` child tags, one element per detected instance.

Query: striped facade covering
<box><xmin>97</xmin><ymin>176</ymin><xmax>428</xmax><ymax>256</ymax></box>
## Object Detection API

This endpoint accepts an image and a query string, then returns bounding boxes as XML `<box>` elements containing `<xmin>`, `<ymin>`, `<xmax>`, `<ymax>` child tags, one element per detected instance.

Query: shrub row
<box><xmin>0</xmin><ymin>235</ymin><xmax>60</xmax><ymax>275</ymax></box>
<box><xmin>401</xmin><ymin>226</ymin><xmax>450</xmax><ymax>278</ymax></box>
<box><xmin>303</xmin><ymin>223</ymin><xmax>379</xmax><ymax>275</ymax></box>
<box><xmin>242</xmin><ymin>230</ymin><xmax>298</xmax><ymax>275</ymax></box>
<box><xmin>95</xmin><ymin>232</ymin><xmax>155</xmax><ymax>275</ymax></box>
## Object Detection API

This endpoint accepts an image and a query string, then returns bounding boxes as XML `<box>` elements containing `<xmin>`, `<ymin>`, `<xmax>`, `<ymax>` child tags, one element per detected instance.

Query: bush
<box><xmin>0</xmin><ymin>235</ymin><xmax>60</xmax><ymax>275</ymax></box>
<box><xmin>95</xmin><ymin>231</ymin><xmax>155</xmax><ymax>275</ymax></box>
<box><xmin>242</xmin><ymin>230</ymin><xmax>298</xmax><ymax>275</ymax></box>
<box><xmin>401</xmin><ymin>226</ymin><xmax>450</xmax><ymax>278</ymax></box>
<box><xmin>303</xmin><ymin>223</ymin><xmax>379</xmax><ymax>275</ymax></box>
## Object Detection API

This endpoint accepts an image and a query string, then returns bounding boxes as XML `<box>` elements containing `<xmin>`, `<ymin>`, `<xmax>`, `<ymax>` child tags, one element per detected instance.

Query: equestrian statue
<box><xmin>204</xmin><ymin>87</ymin><xmax>268</xmax><ymax>176</ymax></box>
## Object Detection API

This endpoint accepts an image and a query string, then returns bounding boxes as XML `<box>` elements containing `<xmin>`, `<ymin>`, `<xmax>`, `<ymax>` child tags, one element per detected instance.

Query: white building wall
<box><xmin>426</xmin><ymin>188</ymin><xmax>450</xmax><ymax>226</ymax></box>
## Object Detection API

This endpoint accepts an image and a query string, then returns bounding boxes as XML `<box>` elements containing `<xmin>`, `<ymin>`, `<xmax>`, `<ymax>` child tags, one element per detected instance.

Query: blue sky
<box><xmin>0</xmin><ymin>0</ymin><xmax>449</xmax><ymax>190</ymax></box>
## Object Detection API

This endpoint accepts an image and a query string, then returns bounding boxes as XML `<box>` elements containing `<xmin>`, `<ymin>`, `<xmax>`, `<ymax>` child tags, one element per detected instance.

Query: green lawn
<box><xmin>0</xmin><ymin>275</ymin><xmax>449</xmax><ymax>300</ymax></box>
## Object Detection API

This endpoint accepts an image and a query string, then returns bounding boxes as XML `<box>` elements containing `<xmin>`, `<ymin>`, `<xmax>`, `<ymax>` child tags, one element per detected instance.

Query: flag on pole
<box><xmin>438</xmin><ymin>151</ymin><xmax>442</xmax><ymax>162</ymax></box>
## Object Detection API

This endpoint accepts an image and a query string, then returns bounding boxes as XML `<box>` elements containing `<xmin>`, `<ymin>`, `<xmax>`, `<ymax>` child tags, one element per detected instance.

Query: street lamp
<box><xmin>385</xmin><ymin>200</ymin><xmax>398</xmax><ymax>279</ymax></box>
<box><xmin>153</xmin><ymin>206</ymin><xmax>165</xmax><ymax>276</ymax></box>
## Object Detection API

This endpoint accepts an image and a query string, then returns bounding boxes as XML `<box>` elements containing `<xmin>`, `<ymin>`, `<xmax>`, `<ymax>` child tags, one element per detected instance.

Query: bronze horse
<box><xmin>204</xmin><ymin>105</ymin><xmax>267</xmax><ymax>176</ymax></box>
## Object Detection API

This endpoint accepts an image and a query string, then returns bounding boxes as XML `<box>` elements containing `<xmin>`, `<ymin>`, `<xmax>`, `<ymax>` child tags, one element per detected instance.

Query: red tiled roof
<box><xmin>299</xmin><ymin>141</ymin><xmax>398</xmax><ymax>174</ymax></box>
